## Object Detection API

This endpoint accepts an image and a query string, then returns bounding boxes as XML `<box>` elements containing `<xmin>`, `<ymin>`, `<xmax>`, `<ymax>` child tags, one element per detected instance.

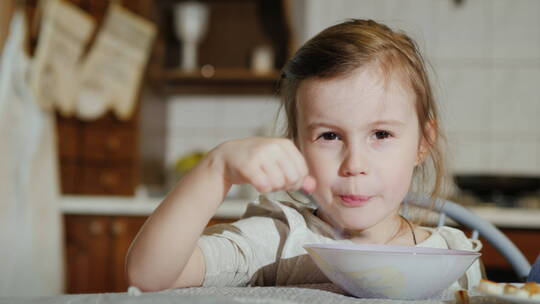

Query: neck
<box><xmin>344</xmin><ymin>215</ymin><xmax>405</xmax><ymax>245</ymax></box>
<box><xmin>315</xmin><ymin>209</ymin><xmax>417</xmax><ymax>245</ymax></box>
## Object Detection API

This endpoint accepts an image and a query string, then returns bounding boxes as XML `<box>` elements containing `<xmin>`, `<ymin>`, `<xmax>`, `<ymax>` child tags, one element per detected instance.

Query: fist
<box><xmin>215</xmin><ymin>137</ymin><xmax>316</xmax><ymax>194</ymax></box>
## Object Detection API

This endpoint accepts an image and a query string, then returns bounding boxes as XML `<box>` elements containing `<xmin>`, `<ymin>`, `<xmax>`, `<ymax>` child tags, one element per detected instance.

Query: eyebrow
<box><xmin>307</xmin><ymin>119</ymin><xmax>405</xmax><ymax>130</ymax></box>
<box><xmin>366</xmin><ymin>120</ymin><xmax>406</xmax><ymax>127</ymax></box>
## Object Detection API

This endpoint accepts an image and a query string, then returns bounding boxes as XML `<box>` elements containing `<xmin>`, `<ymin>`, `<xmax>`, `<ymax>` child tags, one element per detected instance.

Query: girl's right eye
<box><xmin>317</xmin><ymin>132</ymin><xmax>340</xmax><ymax>141</ymax></box>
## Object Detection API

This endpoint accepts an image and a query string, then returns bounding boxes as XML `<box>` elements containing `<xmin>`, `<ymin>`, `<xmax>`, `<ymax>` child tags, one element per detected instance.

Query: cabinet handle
<box><xmin>111</xmin><ymin>221</ymin><xmax>126</xmax><ymax>237</ymax></box>
<box><xmin>89</xmin><ymin>220</ymin><xmax>105</xmax><ymax>236</ymax></box>
<box><xmin>99</xmin><ymin>172</ymin><xmax>119</xmax><ymax>187</ymax></box>
<box><xmin>106</xmin><ymin>136</ymin><xmax>121</xmax><ymax>152</ymax></box>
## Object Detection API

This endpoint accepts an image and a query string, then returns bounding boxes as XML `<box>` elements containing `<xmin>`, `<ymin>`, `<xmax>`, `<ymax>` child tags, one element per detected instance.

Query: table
<box><xmin>0</xmin><ymin>285</ymin><xmax>514</xmax><ymax>304</ymax></box>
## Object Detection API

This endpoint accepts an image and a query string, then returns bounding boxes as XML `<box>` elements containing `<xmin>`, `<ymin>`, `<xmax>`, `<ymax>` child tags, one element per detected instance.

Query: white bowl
<box><xmin>304</xmin><ymin>243</ymin><xmax>481</xmax><ymax>300</ymax></box>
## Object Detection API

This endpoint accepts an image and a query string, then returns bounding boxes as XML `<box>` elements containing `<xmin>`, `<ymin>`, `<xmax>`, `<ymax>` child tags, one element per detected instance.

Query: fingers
<box><xmin>247</xmin><ymin>167</ymin><xmax>272</xmax><ymax>194</ymax></box>
<box><xmin>281</xmin><ymin>140</ymin><xmax>310</xmax><ymax>190</ymax></box>
<box><xmin>275</xmin><ymin>139</ymin><xmax>314</xmax><ymax>192</ymax></box>
<box><xmin>260</xmin><ymin>161</ymin><xmax>286</xmax><ymax>193</ymax></box>
<box><xmin>301</xmin><ymin>175</ymin><xmax>317</xmax><ymax>193</ymax></box>
<box><xmin>224</xmin><ymin>137</ymin><xmax>315</xmax><ymax>194</ymax></box>
<box><xmin>251</xmin><ymin>139</ymin><xmax>312</xmax><ymax>193</ymax></box>
<box><xmin>238</xmin><ymin>149</ymin><xmax>288</xmax><ymax>194</ymax></box>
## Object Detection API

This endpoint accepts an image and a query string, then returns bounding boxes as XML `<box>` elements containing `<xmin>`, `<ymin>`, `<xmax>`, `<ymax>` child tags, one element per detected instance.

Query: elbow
<box><xmin>125</xmin><ymin>257</ymin><xmax>174</xmax><ymax>292</ymax></box>
<box><xmin>126</xmin><ymin>268</ymin><xmax>173</xmax><ymax>292</ymax></box>
<box><xmin>125</xmin><ymin>246</ymin><xmax>202</xmax><ymax>291</ymax></box>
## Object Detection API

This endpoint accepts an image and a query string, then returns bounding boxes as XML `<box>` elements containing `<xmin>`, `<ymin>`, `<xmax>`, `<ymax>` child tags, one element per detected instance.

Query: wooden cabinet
<box><xmin>64</xmin><ymin>214</ymin><xmax>538</xmax><ymax>293</ymax></box>
<box><xmin>57</xmin><ymin>113</ymin><xmax>140</xmax><ymax>195</ymax></box>
<box><xmin>64</xmin><ymin>214</ymin><xmax>233</xmax><ymax>293</ymax></box>
<box><xmin>473</xmin><ymin>228</ymin><xmax>540</xmax><ymax>282</ymax></box>
<box><xmin>64</xmin><ymin>215</ymin><xmax>146</xmax><ymax>293</ymax></box>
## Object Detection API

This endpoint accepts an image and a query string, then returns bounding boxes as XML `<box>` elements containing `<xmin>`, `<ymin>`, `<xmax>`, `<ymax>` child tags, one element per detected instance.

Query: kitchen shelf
<box><xmin>149</xmin><ymin>0</ymin><xmax>292</xmax><ymax>95</ymax></box>
<box><xmin>152</xmin><ymin>67</ymin><xmax>281</xmax><ymax>94</ymax></box>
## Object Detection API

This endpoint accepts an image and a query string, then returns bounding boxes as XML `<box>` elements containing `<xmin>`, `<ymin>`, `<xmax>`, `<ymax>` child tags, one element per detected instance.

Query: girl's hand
<box><xmin>212</xmin><ymin>137</ymin><xmax>316</xmax><ymax>194</ymax></box>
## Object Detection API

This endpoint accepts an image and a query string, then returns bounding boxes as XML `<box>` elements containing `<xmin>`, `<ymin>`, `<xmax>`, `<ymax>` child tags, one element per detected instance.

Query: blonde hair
<box><xmin>278</xmin><ymin>19</ymin><xmax>450</xmax><ymax>216</ymax></box>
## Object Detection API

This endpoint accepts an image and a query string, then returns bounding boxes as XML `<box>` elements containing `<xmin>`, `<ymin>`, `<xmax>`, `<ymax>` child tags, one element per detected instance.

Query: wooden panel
<box><xmin>82</xmin><ymin>126</ymin><xmax>137</xmax><ymax>162</ymax></box>
<box><xmin>109</xmin><ymin>216</ymin><xmax>148</xmax><ymax>292</ymax></box>
<box><xmin>65</xmin><ymin>215</ymin><xmax>111</xmax><ymax>293</ymax></box>
<box><xmin>80</xmin><ymin>163</ymin><xmax>138</xmax><ymax>195</ymax></box>
<box><xmin>104</xmin><ymin>217</ymin><xmax>235</xmax><ymax>291</ymax></box>
<box><xmin>64</xmin><ymin>214</ymin><xmax>238</xmax><ymax>293</ymax></box>
<box><xmin>154</xmin><ymin>68</ymin><xmax>281</xmax><ymax>95</ymax></box>
<box><xmin>56</xmin><ymin>116</ymin><xmax>81</xmax><ymax>159</ymax></box>
<box><xmin>56</xmin><ymin>111</ymin><xmax>140</xmax><ymax>195</ymax></box>
<box><xmin>478</xmin><ymin>229</ymin><xmax>539</xmax><ymax>268</ymax></box>
<box><xmin>59</xmin><ymin>159</ymin><xmax>80</xmax><ymax>193</ymax></box>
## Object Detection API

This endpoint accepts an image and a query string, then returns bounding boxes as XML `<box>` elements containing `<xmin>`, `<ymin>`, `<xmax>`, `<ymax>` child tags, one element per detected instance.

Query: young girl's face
<box><xmin>296</xmin><ymin>65</ymin><xmax>428</xmax><ymax>243</ymax></box>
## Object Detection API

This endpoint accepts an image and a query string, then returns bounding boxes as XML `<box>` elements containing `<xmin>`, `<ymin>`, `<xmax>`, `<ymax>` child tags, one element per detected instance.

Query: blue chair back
<box><xmin>404</xmin><ymin>193</ymin><xmax>532</xmax><ymax>281</ymax></box>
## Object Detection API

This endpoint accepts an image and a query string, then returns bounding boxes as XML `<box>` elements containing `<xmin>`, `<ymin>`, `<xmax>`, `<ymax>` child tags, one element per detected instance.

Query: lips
<box><xmin>339</xmin><ymin>194</ymin><xmax>373</xmax><ymax>207</ymax></box>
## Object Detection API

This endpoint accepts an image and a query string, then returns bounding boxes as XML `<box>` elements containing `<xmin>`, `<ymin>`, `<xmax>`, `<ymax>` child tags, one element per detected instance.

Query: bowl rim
<box><xmin>304</xmin><ymin>243</ymin><xmax>482</xmax><ymax>257</ymax></box>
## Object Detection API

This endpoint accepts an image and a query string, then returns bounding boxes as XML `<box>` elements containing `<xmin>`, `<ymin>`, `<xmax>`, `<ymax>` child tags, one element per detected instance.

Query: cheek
<box><xmin>378</xmin><ymin>146</ymin><xmax>418</xmax><ymax>169</ymax></box>
<box><xmin>303</xmin><ymin>148</ymin><xmax>335</xmax><ymax>183</ymax></box>
<box><xmin>379</xmin><ymin>147</ymin><xmax>418</xmax><ymax>197</ymax></box>
<box><xmin>380</xmin><ymin>133</ymin><xmax>420</xmax><ymax>166</ymax></box>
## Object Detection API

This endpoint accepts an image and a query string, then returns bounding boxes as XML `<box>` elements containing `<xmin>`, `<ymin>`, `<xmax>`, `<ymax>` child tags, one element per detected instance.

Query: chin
<box><xmin>342</xmin><ymin>222</ymin><xmax>374</xmax><ymax>232</ymax></box>
<box><xmin>334</xmin><ymin>213</ymin><xmax>379</xmax><ymax>231</ymax></box>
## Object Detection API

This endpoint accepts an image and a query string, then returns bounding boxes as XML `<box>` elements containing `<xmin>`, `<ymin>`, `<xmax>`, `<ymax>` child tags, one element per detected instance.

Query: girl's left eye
<box><xmin>317</xmin><ymin>132</ymin><xmax>340</xmax><ymax>141</ymax></box>
<box><xmin>374</xmin><ymin>130</ymin><xmax>392</xmax><ymax>140</ymax></box>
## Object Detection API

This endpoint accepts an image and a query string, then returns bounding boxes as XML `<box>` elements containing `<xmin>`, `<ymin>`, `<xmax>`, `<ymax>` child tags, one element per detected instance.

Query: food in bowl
<box><xmin>477</xmin><ymin>279</ymin><xmax>540</xmax><ymax>300</ymax></box>
<box><xmin>304</xmin><ymin>243</ymin><xmax>481</xmax><ymax>300</ymax></box>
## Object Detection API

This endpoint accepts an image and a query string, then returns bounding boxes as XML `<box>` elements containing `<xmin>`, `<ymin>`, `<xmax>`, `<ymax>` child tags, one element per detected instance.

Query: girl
<box><xmin>126</xmin><ymin>19</ymin><xmax>482</xmax><ymax>292</ymax></box>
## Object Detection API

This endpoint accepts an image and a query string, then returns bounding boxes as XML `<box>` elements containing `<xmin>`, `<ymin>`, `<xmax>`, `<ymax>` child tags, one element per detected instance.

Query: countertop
<box><xmin>61</xmin><ymin>195</ymin><xmax>540</xmax><ymax>229</ymax></box>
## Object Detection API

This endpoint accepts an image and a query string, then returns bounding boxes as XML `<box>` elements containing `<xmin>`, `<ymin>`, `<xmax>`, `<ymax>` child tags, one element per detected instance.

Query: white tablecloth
<box><xmin>0</xmin><ymin>285</ymin><xmax>516</xmax><ymax>304</ymax></box>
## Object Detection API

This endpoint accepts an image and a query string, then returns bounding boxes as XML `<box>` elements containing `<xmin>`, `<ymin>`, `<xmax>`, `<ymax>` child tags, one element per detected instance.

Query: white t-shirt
<box><xmin>198</xmin><ymin>195</ymin><xmax>483</xmax><ymax>290</ymax></box>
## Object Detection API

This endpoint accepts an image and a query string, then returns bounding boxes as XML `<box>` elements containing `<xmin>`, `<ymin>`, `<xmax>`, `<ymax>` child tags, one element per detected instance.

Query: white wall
<box><xmin>165</xmin><ymin>0</ymin><xmax>540</xmax><ymax>179</ymax></box>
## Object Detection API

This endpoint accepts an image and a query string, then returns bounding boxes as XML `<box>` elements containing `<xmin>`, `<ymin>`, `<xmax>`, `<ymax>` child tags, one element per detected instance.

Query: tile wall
<box><xmin>166</xmin><ymin>96</ymin><xmax>282</xmax><ymax>167</ymax></box>
<box><xmin>165</xmin><ymin>0</ymin><xmax>540</xmax><ymax>181</ymax></box>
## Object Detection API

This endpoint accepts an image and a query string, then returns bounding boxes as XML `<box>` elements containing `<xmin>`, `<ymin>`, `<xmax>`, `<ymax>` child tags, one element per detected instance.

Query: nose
<box><xmin>339</xmin><ymin>146</ymin><xmax>368</xmax><ymax>177</ymax></box>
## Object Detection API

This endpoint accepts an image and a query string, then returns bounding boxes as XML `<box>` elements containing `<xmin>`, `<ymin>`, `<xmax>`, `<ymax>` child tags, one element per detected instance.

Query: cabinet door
<box><xmin>109</xmin><ymin>216</ymin><xmax>147</xmax><ymax>292</ymax></box>
<box><xmin>65</xmin><ymin>215</ymin><xmax>111</xmax><ymax>293</ymax></box>
<box><xmin>82</xmin><ymin>126</ymin><xmax>137</xmax><ymax>162</ymax></box>
<box><xmin>65</xmin><ymin>215</ymin><xmax>236</xmax><ymax>293</ymax></box>
<box><xmin>79</xmin><ymin>164</ymin><xmax>138</xmax><ymax>195</ymax></box>
<box><xmin>107</xmin><ymin>217</ymin><xmax>235</xmax><ymax>292</ymax></box>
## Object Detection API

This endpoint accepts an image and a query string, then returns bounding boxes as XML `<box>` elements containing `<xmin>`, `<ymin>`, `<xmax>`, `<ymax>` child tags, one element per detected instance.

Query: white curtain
<box><xmin>0</xmin><ymin>10</ymin><xmax>64</xmax><ymax>296</ymax></box>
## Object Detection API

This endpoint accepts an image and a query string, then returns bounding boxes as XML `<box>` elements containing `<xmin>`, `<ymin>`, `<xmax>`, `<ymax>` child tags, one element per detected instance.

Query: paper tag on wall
<box><xmin>30</xmin><ymin>0</ymin><xmax>95</xmax><ymax>115</ymax></box>
<box><xmin>75</xmin><ymin>3</ymin><xmax>156</xmax><ymax>121</ymax></box>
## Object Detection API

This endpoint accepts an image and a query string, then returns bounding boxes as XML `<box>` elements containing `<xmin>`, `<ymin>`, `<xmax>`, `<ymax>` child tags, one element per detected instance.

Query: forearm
<box><xmin>126</xmin><ymin>152</ymin><xmax>230</xmax><ymax>290</ymax></box>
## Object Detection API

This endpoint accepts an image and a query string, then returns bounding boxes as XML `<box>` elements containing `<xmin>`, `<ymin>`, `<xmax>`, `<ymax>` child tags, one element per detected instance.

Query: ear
<box><xmin>416</xmin><ymin>120</ymin><xmax>436</xmax><ymax>166</ymax></box>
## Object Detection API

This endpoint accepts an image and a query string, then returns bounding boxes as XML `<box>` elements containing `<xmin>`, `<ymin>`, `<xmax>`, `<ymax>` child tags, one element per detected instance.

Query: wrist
<box><xmin>198</xmin><ymin>146</ymin><xmax>232</xmax><ymax>191</ymax></box>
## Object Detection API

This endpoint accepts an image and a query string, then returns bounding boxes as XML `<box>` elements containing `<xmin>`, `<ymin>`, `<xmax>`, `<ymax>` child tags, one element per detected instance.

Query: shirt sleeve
<box><xmin>197</xmin><ymin>200</ymin><xmax>290</xmax><ymax>287</ymax></box>
<box><xmin>428</xmin><ymin>226</ymin><xmax>483</xmax><ymax>290</ymax></box>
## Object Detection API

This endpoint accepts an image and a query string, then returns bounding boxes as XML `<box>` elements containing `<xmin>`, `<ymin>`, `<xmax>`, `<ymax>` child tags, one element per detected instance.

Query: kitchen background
<box><xmin>167</xmin><ymin>0</ymin><xmax>540</xmax><ymax>178</ymax></box>
<box><xmin>0</xmin><ymin>0</ymin><xmax>539</xmax><ymax>298</ymax></box>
